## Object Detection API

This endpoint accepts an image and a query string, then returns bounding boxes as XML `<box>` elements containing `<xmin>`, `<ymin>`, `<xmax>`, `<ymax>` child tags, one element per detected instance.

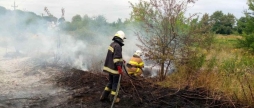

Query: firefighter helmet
<box><xmin>114</xmin><ymin>30</ymin><xmax>126</xmax><ymax>40</ymax></box>
<box><xmin>134</xmin><ymin>50</ymin><xmax>142</xmax><ymax>57</ymax></box>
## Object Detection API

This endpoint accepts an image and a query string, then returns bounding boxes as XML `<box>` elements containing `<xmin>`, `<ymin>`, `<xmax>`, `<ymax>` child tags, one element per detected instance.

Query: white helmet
<box><xmin>134</xmin><ymin>50</ymin><xmax>142</xmax><ymax>57</ymax></box>
<box><xmin>114</xmin><ymin>30</ymin><xmax>126</xmax><ymax>40</ymax></box>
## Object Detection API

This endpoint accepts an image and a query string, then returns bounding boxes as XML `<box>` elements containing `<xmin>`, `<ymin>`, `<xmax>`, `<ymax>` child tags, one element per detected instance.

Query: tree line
<box><xmin>0</xmin><ymin>5</ymin><xmax>249</xmax><ymax>37</ymax></box>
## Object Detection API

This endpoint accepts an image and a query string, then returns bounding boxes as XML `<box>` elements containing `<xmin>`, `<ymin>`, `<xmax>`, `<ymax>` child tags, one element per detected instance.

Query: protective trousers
<box><xmin>100</xmin><ymin>74</ymin><xmax>120</xmax><ymax>101</ymax></box>
<box><xmin>106</xmin><ymin>74</ymin><xmax>120</xmax><ymax>95</ymax></box>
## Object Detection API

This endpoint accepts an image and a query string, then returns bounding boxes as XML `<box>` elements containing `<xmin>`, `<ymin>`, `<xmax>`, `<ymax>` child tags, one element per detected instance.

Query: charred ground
<box><xmin>52</xmin><ymin>68</ymin><xmax>243</xmax><ymax>108</ymax></box>
<box><xmin>0</xmin><ymin>63</ymin><xmax>244</xmax><ymax>108</ymax></box>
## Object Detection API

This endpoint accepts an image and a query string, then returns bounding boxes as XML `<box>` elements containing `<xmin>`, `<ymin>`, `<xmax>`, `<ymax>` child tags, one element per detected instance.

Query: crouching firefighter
<box><xmin>126</xmin><ymin>50</ymin><xmax>144</xmax><ymax>77</ymax></box>
<box><xmin>100</xmin><ymin>30</ymin><xmax>126</xmax><ymax>103</ymax></box>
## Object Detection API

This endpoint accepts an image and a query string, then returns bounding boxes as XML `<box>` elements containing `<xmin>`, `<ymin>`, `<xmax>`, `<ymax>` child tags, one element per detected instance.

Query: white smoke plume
<box><xmin>0</xmin><ymin>7</ymin><xmax>139</xmax><ymax>107</ymax></box>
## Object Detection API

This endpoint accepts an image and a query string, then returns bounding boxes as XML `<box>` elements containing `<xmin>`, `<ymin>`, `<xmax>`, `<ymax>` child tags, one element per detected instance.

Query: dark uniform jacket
<box><xmin>103</xmin><ymin>40</ymin><xmax>123</xmax><ymax>74</ymax></box>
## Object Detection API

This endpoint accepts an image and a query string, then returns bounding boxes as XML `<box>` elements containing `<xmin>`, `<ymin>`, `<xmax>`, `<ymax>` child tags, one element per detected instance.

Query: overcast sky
<box><xmin>0</xmin><ymin>0</ymin><xmax>248</xmax><ymax>22</ymax></box>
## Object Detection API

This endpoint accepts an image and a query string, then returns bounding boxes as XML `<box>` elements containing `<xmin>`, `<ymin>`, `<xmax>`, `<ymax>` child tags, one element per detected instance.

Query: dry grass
<box><xmin>216</xmin><ymin>34</ymin><xmax>242</xmax><ymax>39</ymax></box>
<box><xmin>160</xmin><ymin>34</ymin><xmax>254</xmax><ymax>106</ymax></box>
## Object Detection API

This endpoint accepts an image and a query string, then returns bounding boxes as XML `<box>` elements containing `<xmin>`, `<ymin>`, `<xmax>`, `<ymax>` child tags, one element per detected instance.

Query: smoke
<box><xmin>0</xmin><ymin>7</ymin><xmax>177</xmax><ymax>107</ymax></box>
<box><xmin>0</xmin><ymin>6</ymin><xmax>176</xmax><ymax>77</ymax></box>
<box><xmin>0</xmin><ymin>4</ymin><xmax>180</xmax><ymax>107</ymax></box>
<box><xmin>0</xmin><ymin>7</ymin><xmax>133</xmax><ymax>108</ymax></box>
<box><xmin>0</xmin><ymin>9</ymin><xmax>107</xmax><ymax>71</ymax></box>
<box><xmin>0</xmin><ymin>7</ymin><xmax>138</xmax><ymax>107</ymax></box>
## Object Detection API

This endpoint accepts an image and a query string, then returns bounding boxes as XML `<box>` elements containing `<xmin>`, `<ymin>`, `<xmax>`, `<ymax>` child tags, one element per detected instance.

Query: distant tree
<box><xmin>0</xmin><ymin>6</ymin><xmax>7</xmax><ymax>31</ymax></box>
<box><xmin>236</xmin><ymin>17</ymin><xmax>247</xmax><ymax>34</ymax></box>
<box><xmin>210</xmin><ymin>11</ymin><xmax>223</xmax><ymax>33</ymax></box>
<box><xmin>199</xmin><ymin>13</ymin><xmax>212</xmax><ymax>34</ymax></box>
<box><xmin>237</xmin><ymin>0</ymin><xmax>254</xmax><ymax>53</ymax></box>
<box><xmin>186</xmin><ymin>13</ymin><xmax>214</xmax><ymax>73</ymax></box>
<box><xmin>111</xmin><ymin>18</ymin><xmax>124</xmax><ymax>30</ymax></box>
<box><xmin>243</xmin><ymin>13</ymin><xmax>254</xmax><ymax>34</ymax></box>
<box><xmin>130</xmin><ymin>0</ymin><xmax>203</xmax><ymax>80</ymax></box>
<box><xmin>237</xmin><ymin>33</ymin><xmax>254</xmax><ymax>52</ymax></box>
<box><xmin>82</xmin><ymin>15</ymin><xmax>92</xmax><ymax>27</ymax></box>
<box><xmin>197</xmin><ymin>13</ymin><xmax>214</xmax><ymax>49</ymax></box>
<box><xmin>92</xmin><ymin>15</ymin><xmax>108</xmax><ymax>33</ymax></box>
<box><xmin>94</xmin><ymin>15</ymin><xmax>107</xmax><ymax>25</ymax></box>
<box><xmin>210</xmin><ymin>11</ymin><xmax>236</xmax><ymax>34</ymax></box>
<box><xmin>224</xmin><ymin>13</ymin><xmax>236</xmax><ymax>34</ymax></box>
<box><xmin>0</xmin><ymin>6</ymin><xmax>6</xmax><ymax>15</ymax></box>
<box><xmin>58</xmin><ymin>17</ymin><xmax>65</xmax><ymax>24</ymax></box>
<box><xmin>72</xmin><ymin>15</ymin><xmax>82</xmax><ymax>22</ymax></box>
<box><xmin>42</xmin><ymin>10</ymin><xmax>57</xmax><ymax>23</ymax></box>
<box><xmin>71</xmin><ymin>15</ymin><xmax>83</xmax><ymax>30</ymax></box>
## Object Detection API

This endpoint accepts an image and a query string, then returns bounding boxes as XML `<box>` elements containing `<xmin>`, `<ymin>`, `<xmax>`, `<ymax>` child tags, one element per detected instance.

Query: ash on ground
<box><xmin>0</xmin><ymin>57</ymin><xmax>244</xmax><ymax>108</ymax></box>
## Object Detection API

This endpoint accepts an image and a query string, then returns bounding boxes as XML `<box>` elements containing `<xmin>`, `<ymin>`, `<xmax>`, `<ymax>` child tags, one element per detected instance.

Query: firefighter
<box><xmin>126</xmin><ymin>50</ymin><xmax>144</xmax><ymax>77</ymax></box>
<box><xmin>100</xmin><ymin>30</ymin><xmax>126</xmax><ymax>103</ymax></box>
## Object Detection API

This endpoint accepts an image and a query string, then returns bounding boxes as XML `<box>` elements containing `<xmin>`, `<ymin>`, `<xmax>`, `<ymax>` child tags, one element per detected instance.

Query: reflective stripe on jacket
<box><xmin>126</xmin><ymin>55</ymin><xmax>144</xmax><ymax>76</ymax></box>
<box><xmin>103</xmin><ymin>41</ymin><xmax>123</xmax><ymax>74</ymax></box>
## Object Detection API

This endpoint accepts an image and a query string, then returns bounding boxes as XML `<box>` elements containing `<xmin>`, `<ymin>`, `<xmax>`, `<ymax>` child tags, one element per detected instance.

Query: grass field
<box><xmin>160</xmin><ymin>34</ymin><xmax>254</xmax><ymax>106</ymax></box>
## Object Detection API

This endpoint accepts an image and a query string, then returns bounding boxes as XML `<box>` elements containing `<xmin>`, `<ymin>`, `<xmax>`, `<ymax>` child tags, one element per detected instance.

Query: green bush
<box><xmin>237</xmin><ymin>33</ymin><xmax>254</xmax><ymax>53</ymax></box>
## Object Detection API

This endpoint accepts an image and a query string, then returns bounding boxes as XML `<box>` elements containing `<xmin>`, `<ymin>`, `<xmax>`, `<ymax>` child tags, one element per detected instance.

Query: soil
<box><xmin>52</xmin><ymin>68</ymin><xmax>243</xmax><ymax>108</ymax></box>
<box><xmin>0</xmin><ymin>58</ymin><xmax>68</xmax><ymax>108</ymax></box>
<box><xmin>0</xmin><ymin>57</ymin><xmax>244</xmax><ymax>108</ymax></box>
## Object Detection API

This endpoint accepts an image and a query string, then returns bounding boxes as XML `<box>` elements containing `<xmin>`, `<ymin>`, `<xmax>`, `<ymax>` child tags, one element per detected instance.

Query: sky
<box><xmin>0</xmin><ymin>0</ymin><xmax>249</xmax><ymax>22</ymax></box>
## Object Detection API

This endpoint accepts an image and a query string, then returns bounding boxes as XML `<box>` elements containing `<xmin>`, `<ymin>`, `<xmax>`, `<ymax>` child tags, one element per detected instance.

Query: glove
<box><xmin>117</xmin><ymin>66</ymin><xmax>123</xmax><ymax>75</ymax></box>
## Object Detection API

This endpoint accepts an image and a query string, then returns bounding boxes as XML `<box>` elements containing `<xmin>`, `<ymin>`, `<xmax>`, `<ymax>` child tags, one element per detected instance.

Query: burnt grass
<box><xmin>54</xmin><ymin>68</ymin><xmax>243</xmax><ymax>108</ymax></box>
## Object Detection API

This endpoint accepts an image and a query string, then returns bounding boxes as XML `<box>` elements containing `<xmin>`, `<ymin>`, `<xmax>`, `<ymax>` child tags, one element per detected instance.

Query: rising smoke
<box><xmin>0</xmin><ymin>8</ymin><xmax>140</xmax><ymax>71</ymax></box>
<box><xmin>0</xmin><ymin>5</ymin><xmax>175</xmax><ymax>79</ymax></box>
<box><xmin>0</xmin><ymin>6</ymin><xmax>140</xmax><ymax>107</ymax></box>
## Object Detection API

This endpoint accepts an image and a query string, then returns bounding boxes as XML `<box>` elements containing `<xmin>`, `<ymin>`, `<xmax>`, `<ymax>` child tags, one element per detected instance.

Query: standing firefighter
<box><xmin>126</xmin><ymin>50</ymin><xmax>144</xmax><ymax>77</ymax></box>
<box><xmin>100</xmin><ymin>30</ymin><xmax>126</xmax><ymax>103</ymax></box>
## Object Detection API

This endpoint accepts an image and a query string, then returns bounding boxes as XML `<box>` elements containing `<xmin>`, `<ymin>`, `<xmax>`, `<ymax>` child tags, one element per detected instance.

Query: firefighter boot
<box><xmin>109</xmin><ymin>94</ymin><xmax>120</xmax><ymax>103</ymax></box>
<box><xmin>100</xmin><ymin>90</ymin><xmax>110</xmax><ymax>101</ymax></box>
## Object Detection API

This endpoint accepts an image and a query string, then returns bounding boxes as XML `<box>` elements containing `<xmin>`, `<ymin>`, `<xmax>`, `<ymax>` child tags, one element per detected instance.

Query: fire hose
<box><xmin>110</xmin><ymin>64</ymin><xmax>144</xmax><ymax>108</ymax></box>
<box><xmin>110</xmin><ymin>74</ymin><xmax>121</xmax><ymax>108</ymax></box>
<box><xmin>122</xmin><ymin>63</ymin><xmax>144</xmax><ymax>81</ymax></box>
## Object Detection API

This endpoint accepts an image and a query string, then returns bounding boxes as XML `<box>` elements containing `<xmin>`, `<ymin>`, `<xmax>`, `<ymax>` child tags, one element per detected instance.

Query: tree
<box><xmin>237</xmin><ymin>0</ymin><xmax>254</xmax><ymax>53</ymax></box>
<box><xmin>236</xmin><ymin>17</ymin><xmax>247</xmax><ymax>34</ymax></box>
<box><xmin>198</xmin><ymin>13</ymin><xmax>212</xmax><ymax>34</ymax></box>
<box><xmin>210</xmin><ymin>11</ymin><xmax>236</xmax><ymax>35</ymax></box>
<box><xmin>224</xmin><ymin>13</ymin><xmax>236</xmax><ymax>34</ymax></box>
<box><xmin>71</xmin><ymin>15</ymin><xmax>83</xmax><ymax>30</ymax></box>
<box><xmin>243</xmin><ymin>2</ymin><xmax>254</xmax><ymax>35</ymax></box>
<box><xmin>196</xmin><ymin>13</ymin><xmax>214</xmax><ymax>49</ymax></box>
<box><xmin>237</xmin><ymin>34</ymin><xmax>254</xmax><ymax>52</ymax></box>
<box><xmin>0</xmin><ymin>6</ymin><xmax>6</xmax><ymax>15</ymax></box>
<box><xmin>82</xmin><ymin>14</ymin><xmax>92</xmax><ymax>27</ymax></box>
<box><xmin>92</xmin><ymin>15</ymin><xmax>109</xmax><ymax>33</ymax></box>
<box><xmin>129</xmin><ymin>0</ymin><xmax>198</xmax><ymax>80</ymax></box>
<box><xmin>111</xmin><ymin>18</ymin><xmax>124</xmax><ymax>30</ymax></box>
